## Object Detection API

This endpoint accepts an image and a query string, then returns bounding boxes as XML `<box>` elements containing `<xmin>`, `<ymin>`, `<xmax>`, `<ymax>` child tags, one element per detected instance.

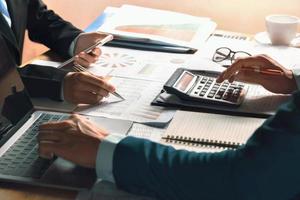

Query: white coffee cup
<box><xmin>265</xmin><ymin>14</ymin><xmax>300</xmax><ymax>45</ymax></box>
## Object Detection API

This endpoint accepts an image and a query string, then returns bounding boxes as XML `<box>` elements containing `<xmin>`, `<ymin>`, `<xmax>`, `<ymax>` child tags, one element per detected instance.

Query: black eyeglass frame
<box><xmin>212</xmin><ymin>47</ymin><xmax>252</xmax><ymax>64</ymax></box>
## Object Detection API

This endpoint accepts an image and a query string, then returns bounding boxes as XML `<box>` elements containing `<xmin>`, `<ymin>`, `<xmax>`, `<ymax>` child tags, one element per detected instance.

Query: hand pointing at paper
<box><xmin>216</xmin><ymin>55</ymin><xmax>298</xmax><ymax>94</ymax></box>
<box><xmin>64</xmin><ymin>72</ymin><xmax>116</xmax><ymax>104</ymax></box>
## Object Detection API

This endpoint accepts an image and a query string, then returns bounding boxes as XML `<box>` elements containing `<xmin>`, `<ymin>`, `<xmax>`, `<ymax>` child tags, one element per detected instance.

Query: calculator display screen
<box><xmin>174</xmin><ymin>72</ymin><xmax>194</xmax><ymax>92</ymax></box>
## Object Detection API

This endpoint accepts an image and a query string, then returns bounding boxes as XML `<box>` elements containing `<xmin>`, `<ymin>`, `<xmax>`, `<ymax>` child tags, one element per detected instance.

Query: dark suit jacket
<box><xmin>1</xmin><ymin>0</ymin><xmax>82</xmax><ymax>100</ymax></box>
<box><xmin>112</xmin><ymin>91</ymin><xmax>300</xmax><ymax>200</ymax></box>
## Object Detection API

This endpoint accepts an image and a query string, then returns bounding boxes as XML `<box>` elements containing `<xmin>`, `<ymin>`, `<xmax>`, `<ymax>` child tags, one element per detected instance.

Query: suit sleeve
<box><xmin>112</xmin><ymin>92</ymin><xmax>300</xmax><ymax>200</ymax></box>
<box><xmin>292</xmin><ymin>66</ymin><xmax>300</xmax><ymax>90</ymax></box>
<box><xmin>26</xmin><ymin>0</ymin><xmax>82</xmax><ymax>58</ymax></box>
<box><xmin>18</xmin><ymin>64</ymin><xmax>68</xmax><ymax>101</ymax></box>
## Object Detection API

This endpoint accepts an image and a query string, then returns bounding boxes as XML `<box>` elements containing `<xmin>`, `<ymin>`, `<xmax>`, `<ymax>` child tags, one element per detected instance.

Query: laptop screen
<box><xmin>0</xmin><ymin>40</ymin><xmax>33</xmax><ymax>136</ymax></box>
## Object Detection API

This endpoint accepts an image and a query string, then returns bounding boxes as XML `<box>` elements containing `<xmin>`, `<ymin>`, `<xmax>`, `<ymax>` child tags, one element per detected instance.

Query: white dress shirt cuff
<box><xmin>96</xmin><ymin>134</ymin><xmax>125</xmax><ymax>183</ymax></box>
<box><xmin>291</xmin><ymin>66</ymin><xmax>300</xmax><ymax>90</ymax></box>
<box><xmin>68</xmin><ymin>34</ymin><xmax>82</xmax><ymax>56</ymax></box>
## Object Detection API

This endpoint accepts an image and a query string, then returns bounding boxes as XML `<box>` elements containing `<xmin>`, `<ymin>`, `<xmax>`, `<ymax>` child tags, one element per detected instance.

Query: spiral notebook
<box><xmin>162</xmin><ymin>111</ymin><xmax>265</xmax><ymax>152</ymax></box>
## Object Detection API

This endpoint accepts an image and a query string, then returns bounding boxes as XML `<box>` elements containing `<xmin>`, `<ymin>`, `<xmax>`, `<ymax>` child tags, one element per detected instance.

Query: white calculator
<box><xmin>163</xmin><ymin>68</ymin><xmax>248</xmax><ymax>106</ymax></box>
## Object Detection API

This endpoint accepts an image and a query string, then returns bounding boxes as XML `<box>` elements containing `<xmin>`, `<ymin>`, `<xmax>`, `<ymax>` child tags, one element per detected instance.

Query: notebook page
<box><xmin>165</xmin><ymin>111</ymin><xmax>265</xmax><ymax>145</ymax></box>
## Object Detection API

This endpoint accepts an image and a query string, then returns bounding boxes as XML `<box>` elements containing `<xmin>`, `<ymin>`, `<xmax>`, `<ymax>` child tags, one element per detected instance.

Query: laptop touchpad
<box><xmin>41</xmin><ymin>158</ymin><xmax>96</xmax><ymax>189</ymax></box>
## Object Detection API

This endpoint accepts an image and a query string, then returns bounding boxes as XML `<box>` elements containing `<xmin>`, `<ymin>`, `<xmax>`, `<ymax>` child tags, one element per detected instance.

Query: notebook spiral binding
<box><xmin>163</xmin><ymin>135</ymin><xmax>241</xmax><ymax>150</ymax></box>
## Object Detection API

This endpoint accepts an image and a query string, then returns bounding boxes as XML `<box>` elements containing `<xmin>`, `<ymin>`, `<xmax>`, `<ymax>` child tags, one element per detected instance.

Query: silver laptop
<box><xmin>0</xmin><ymin>40</ymin><xmax>132</xmax><ymax>190</ymax></box>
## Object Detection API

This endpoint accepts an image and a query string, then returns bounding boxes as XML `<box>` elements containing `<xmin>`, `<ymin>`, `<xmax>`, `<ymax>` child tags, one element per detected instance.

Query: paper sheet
<box><xmin>239</xmin><ymin>84</ymin><xmax>291</xmax><ymax>115</ymax></box>
<box><xmin>100</xmin><ymin>4</ymin><xmax>216</xmax><ymax>49</ymax></box>
<box><xmin>128</xmin><ymin>123</ymin><xmax>166</xmax><ymax>142</ymax></box>
<box><xmin>77</xmin><ymin>77</ymin><xmax>175</xmax><ymax>126</ymax></box>
<box><xmin>89</xmin><ymin>46</ymin><xmax>191</xmax><ymax>82</ymax></box>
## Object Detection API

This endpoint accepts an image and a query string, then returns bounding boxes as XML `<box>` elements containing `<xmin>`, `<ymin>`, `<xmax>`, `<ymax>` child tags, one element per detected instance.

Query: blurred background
<box><xmin>22</xmin><ymin>0</ymin><xmax>300</xmax><ymax>64</ymax></box>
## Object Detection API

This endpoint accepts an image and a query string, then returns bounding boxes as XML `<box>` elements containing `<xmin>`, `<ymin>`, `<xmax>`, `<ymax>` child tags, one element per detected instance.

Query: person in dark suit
<box><xmin>1</xmin><ymin>0</ymin><xmax>115</xmax><ymax>104</ymax></box>
<box><xmin>38</xmin><ymin>56</ymin><xmax>300</xmax><ymax>200</ymax></box>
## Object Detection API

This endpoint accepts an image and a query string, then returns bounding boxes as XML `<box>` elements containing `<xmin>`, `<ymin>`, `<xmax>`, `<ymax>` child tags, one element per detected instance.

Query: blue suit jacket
<box><xmin>112</xmin><ymin>91</ymin><xmax>300</xmax><ymax>200</ymax></box>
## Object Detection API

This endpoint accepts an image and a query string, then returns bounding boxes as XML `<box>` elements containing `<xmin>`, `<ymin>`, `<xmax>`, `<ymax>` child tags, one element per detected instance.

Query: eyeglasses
<box><xmin>212</xmin><ymin>47</ymin><xmax>251</xmax><ymax>65</ymax></box>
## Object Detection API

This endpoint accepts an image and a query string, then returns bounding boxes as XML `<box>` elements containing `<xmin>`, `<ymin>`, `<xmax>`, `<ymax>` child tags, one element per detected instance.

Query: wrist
<box><xmin>63</xmin><ymin>72</ymin><xmax>75</xmax><ymax>103</ymax></box>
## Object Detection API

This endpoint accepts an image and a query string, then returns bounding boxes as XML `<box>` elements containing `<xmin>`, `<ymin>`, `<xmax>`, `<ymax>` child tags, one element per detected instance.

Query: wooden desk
<box><xmin>6</xmin><ymin>0</ymin><xmax>300</xmax><ymax>199</ymax></box>
<box><xmin>0</xmin><ymin>183</ymin><xmax>76</xmax><ymax>200</ymax></box>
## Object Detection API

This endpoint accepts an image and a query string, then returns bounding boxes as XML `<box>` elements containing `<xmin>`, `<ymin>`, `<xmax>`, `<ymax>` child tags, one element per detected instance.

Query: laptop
<box><xmin>0</xmin><ymin>39</ymin><xmax>132</xmax><ymax>190</ymax></box>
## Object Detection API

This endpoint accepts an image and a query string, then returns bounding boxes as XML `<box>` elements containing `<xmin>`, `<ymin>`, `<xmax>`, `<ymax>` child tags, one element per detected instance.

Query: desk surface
<box><xmin>7</xmin><ymin>0</ymin><xmax>300</xmax><ymax>199</ymax></box>
<box><xmin>0</xmin><ymin>183</ymin><xmax>76</xmax><ymax>200</ymax></box>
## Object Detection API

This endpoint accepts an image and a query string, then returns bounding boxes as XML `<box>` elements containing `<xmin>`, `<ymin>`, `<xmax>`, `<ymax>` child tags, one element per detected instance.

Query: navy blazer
<box><xmin>1</xmin><ymin>0</ymin><xmax>82</xmax><ymax>100</ymax></box>
<box><xmin>113</xmin><ymin>92</ymin><xmax>300</xmax><ymax>200</ymax></box>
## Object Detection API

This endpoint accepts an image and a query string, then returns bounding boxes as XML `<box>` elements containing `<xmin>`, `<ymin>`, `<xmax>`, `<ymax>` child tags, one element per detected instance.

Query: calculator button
<box><xmin>215</xmin><ymin>94</ymin><xmax>222</xmax><ymax>99</ymax></box>
<box><xmin>209</xmin><ymin>91</ymin><xmax>216</xmax><ymax>95</ymax></box>
<box><xmin>222</xmin><ymin>93</ymin><xmax>230</xmax><ymax>100</ymax></box>
<box><xmin>199</xmin><ymin>92</ymin><xmax>206</xmax><ymax>97</ymax></box>
<box><xmin>233</xmin><ymin>89</ymin><xmax>240</xmax><ymax>96</ymax></box>
<box><xmin>227</xmin><ymin>88</ymin><xmax>234</xmax><ymax>93</ymax></box>
<box><xmin>207</xmin><ymin>94</ymin><xmax>214</xmax><ymax>98</ymax></box>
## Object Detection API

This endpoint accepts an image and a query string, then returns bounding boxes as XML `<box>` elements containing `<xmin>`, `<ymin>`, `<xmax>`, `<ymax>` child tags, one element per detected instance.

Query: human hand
<box><xmin>73</xmin><ymin>32</ymin><xmax>109</xmax><ymax>67</ymax></box>
<box><xmin>38</xmin><ymin>114</ymin><xmax>108</xmax><ymax>168</ymax></box>
<box><xmin>63</xmin><ymin>72</ymin><xmax>115</xmax><ymax>104</ymax></box>
<box><xmin>216</xmin><ymin>55</ymin><xmax>297</xmax><ymax>94</ymax></box>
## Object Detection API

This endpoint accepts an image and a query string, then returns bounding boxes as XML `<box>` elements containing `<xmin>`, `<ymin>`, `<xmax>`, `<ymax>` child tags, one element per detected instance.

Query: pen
<box><xmin>241</xmin><ymin>67</ymin><xmax>284</xmax><ymax>76</ymax></box>
<box><xmin>58</xmin><ymin>34</ymin><xmax>114</xmax><ymax>69</ymax></box>
<box><xmin>73</xmin><ymin>64</ymin><xmax>125</xmax><ymax>101</ymax></box>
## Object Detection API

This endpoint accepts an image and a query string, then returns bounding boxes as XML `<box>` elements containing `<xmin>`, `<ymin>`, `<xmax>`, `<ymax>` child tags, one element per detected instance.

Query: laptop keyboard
<box><xmin>0</xmin><ymin>113</ymin><xmax>68</xmax><ymax>179</ymax></box>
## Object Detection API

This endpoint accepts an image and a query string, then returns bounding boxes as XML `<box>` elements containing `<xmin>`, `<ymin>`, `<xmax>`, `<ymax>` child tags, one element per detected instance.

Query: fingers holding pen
<box><xmin>216</xmin><ymin>55</ymin><xmax>284</xmax><ymax>83</ymax></box>
<box><xmin>76</xmin><ymin>72</ymin><xmax>116</xmax><ymax>93</ymax></box>
<box><xmin>64</xmin><ymin>72</ymin><xmax>116</xmax><ymax>104</ymax></box>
